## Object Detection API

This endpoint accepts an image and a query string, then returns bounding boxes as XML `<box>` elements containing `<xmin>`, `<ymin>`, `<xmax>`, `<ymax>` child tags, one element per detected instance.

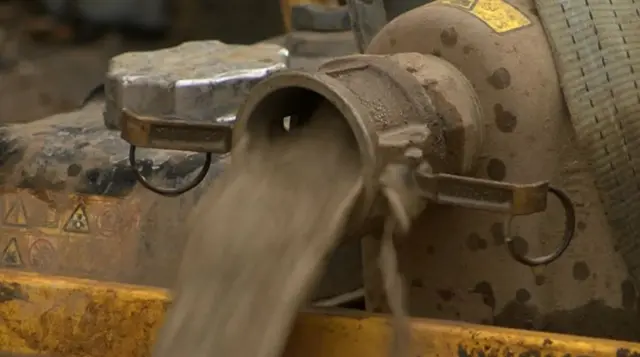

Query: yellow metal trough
<box><xmin>0</xmin><ymin>269</ymin><xmax>638</xmax><ymax>357</ymax></box>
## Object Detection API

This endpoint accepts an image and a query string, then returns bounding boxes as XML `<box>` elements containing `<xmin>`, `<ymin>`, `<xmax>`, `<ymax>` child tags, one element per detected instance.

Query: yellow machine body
<box><xmin>0</xmin><ymin>269</ymin><xmax>639</xmax><ymax>357</ymax></box>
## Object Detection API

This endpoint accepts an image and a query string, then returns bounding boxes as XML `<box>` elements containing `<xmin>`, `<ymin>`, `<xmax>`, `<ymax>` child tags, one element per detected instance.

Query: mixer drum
<box><xmin>362</xmin><ymin>0</ymin><xmax>637</xmax><ymax>341</ymax></box>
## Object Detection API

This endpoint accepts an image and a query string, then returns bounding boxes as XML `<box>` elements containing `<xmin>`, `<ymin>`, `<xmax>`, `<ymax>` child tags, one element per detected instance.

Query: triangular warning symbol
<box><xmin>64</xmin><ymin>204</ymin><xmax>90</xmax><ymax>233</ymax></box>
<box><xmin>4</xmin><ymin>198</ymin><xmax>27</xmax><ymax>226</ymax></box>
<box><xmin>1</xmin><ymin>238</ymin><xmax>23</xmax><ymax>267</ymax></box>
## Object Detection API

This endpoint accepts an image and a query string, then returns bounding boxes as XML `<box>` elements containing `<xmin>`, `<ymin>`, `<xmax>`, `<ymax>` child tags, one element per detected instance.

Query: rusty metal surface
<box><xmin>103</xmin><ymin>40</ymin><xmax>289</xmax><ymax>130</ymax></box>
<box><xmin>364</xmin><ymin>0</ymin><xmax>637</xmax><ymax>342</ymax></box>
<box><xmin>1</xmin><ymin>269</ymin><xmax>640</xmax><ymax>357</ymax></box>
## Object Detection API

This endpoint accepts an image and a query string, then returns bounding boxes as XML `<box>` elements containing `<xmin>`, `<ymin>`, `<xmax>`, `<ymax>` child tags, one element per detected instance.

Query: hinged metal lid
<box><xmin>104</xmin><ymin>40</ymin><xmax>289</xmax><ymax>129</ymax></box>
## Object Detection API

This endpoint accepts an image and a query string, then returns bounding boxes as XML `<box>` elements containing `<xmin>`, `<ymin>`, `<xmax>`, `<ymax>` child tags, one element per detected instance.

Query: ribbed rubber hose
<box><xmin>536</xmin><ymin>0</ymin><xmax>640</xmax><ymax>279</ymax></box>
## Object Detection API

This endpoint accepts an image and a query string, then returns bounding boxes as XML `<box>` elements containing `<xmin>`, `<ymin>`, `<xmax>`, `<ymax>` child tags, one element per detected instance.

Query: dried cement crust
<box><xmin>104</xmin><ymin>40</ymin><xmax>289</xmax><ymax>129</ymax></box>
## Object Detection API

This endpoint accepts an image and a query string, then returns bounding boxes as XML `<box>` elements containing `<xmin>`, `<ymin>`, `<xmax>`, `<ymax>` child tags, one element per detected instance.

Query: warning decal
<box><xmin>4</xmin><ymin>198</ymin><xmax>28</xmax><ymax>226</ymax></box>
<box><xmin>1</xmin><ymin>238</ymin><xmax>23</xmax><ymax>267</ymax></box>
<box><xmin>97</xmin><ymin>208</ymin><xmax>117</xmax><ymax>237</ymax></box>
<box><xmin>29</xmin><ymin>239</ymin><xmax>56</xmax><ymax>270</ymax></box>
<box><xmin>63</xmin><ymin>204</ymin><xmax>90</xmax><ymax>233</ymax></box>
<box><xmin>440</xmin><ymin>0</ymin><xmax>476</xmax><ymax>9</ymax></box>
<box><xmin>438</xmin><ymin>0</ymin><xmax>531</xmax><ymax>34</ymax></box>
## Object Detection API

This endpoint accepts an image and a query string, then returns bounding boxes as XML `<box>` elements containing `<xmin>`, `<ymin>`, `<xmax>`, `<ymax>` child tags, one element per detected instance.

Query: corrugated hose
<box><xmin>536</xmin><ymin>0</ymin><xmax>640</xmax><ymax>279</ymax></box>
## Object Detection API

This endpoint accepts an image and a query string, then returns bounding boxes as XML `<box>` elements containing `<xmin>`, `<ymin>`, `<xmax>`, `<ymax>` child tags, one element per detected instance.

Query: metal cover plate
<box><xmin>104</xmin><ymin>40</ymin><xmax>289</xmax><ymax>129</ymax></box>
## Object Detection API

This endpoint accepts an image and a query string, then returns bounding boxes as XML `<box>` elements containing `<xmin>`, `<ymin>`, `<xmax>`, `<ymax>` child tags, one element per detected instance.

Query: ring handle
<box><xmin>128</xmin><ymin>145</ymin><xmax>212</xmax><ymax>197</ymax></box>
<box><xmin>505</xmin><ymin>186</ymin><xmax>576</xmax><ymax>267</ymax></box>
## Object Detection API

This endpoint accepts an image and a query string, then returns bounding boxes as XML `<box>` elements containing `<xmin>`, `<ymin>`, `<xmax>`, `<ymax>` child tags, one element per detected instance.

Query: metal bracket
<box><xmin>415</xmin><ymin>171</ymin><xmax>549</xmax><ymax>216</ymax></box>
<box><xmin>120</xmin><ymin>110</ymin><xmax>233</xmax><ymax>197</ymax></box>
<box><xmin>414</xmin><ymin>170</ymin><xmax>576</xmax><ymax>267</ymax></box>
<box><xmin>120</xmin><ymin>109</ymin><xmax>234</xmax><ymax>154</ymax></box>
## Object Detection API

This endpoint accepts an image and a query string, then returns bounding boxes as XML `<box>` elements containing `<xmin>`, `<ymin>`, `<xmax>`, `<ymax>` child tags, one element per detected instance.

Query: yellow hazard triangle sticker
<box><xmin>4</xmin><ymin>198</ymin><xmax>27</xmax><ymax>226</ymax></box>
<box><xmin>1</xmin><ymin>238</ymin><xmax>23</xmax><ymax>267</ymax></box>
<box><xmin>64</xmin><ymin>204</ymin><xmax>90</xmax><ymax>233</ymax></box>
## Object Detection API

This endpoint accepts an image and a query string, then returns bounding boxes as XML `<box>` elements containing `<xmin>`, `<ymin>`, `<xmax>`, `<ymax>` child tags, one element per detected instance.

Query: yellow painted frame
<box><xmin>0</xmin><ymin>269</ymin><xmax>639</xmax><ymax>357</ymax></box>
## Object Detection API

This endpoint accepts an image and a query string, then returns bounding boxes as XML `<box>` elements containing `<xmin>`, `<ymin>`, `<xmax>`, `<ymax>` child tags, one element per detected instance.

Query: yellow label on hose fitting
<box><xmin>439</xmin><ymin>0</ymin><xmax>531</xmax><ymax>34</ymax></box>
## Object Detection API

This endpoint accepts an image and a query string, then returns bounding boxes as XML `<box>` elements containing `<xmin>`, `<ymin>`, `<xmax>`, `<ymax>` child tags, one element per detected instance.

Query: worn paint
<box><xmin>0</xmin><ymin>270</ymin><xmax>165</xmax><ymax>357</ymax></box>
<box><xmin>438</xmin><ymin>0</ymin><xmax>531</xmax><ymax>34</ymax></box>
<box><xmin>441</xmin><ymin>27</ymin><xmax>459</xmax><ymax>47</ymax></box>
<box><xmin>0</xmin><ymin>270</ymin><xmax>638</xmax><ymax>357</ymax></box>
<box><xmin>0</xmin><ymin>189</ymin><xmax>141</xmax><ymax>281</ymax></box>
<box><xmin>487</xmin><ymin>67</ymin><xmax>511</xmax><ymax>89</ymax></box>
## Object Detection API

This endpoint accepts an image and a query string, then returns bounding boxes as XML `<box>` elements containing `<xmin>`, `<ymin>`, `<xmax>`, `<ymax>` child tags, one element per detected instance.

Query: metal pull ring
<box><xmin>504</xmin><ymin>186</ymin><xmax>576</xmax><ymax>267</ymax></box>
<box><xmin>128</xmin><ymin>145</ymin><xmax>212</xmax><ymax>197</ymax></box>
